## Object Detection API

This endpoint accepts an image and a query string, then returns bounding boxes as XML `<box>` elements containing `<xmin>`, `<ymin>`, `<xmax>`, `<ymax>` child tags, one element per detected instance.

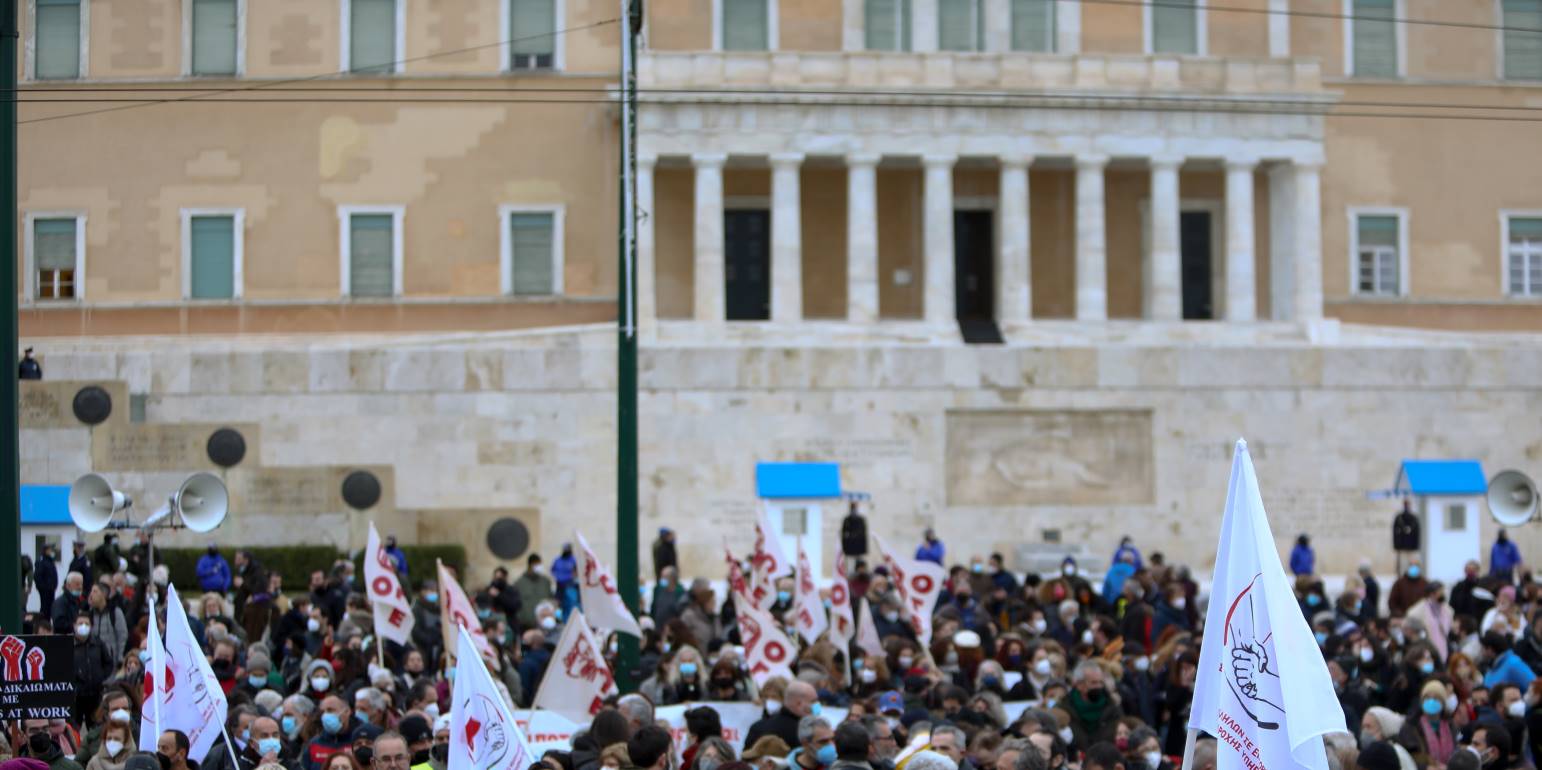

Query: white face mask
<box><xmin>1359</xmin><ymin>647</ymin><xmax>1374</xmax><ymax>663</ymax></box>
<box><xmin>860</xmin><ymin>669</ymin><xmax>877</xmax><ymax>684</ymax></box>
<box><xmin>1034</xmin><ymin>659</ymin><xmax>1054</xmax><ymax>676</ymax></box>
<box><xmin>1081</xmin><ymin>629</ymin><xmax>1095</xmax><ymax>645</ymax></box>
<box><xmin>110</xmin><ymin>708</ymin><xmax>131</xmax><ymax>723</ymax></box>
<box><xmin>1063</xmin><ymin>565</ymin><xmax>1076</xmax><ymax>577</ymax></box>
<box><xmin>1058</xmin><ymin>727</ymin><xmax>1074</xmax><ymax>744</ymax></box>
<box><xmin>307</xmin><ymin>618</ymin><xmax>321</xmax><ymax>633</ymax></box>
<box><xmin>311</xmin><ymin>676</ymin><xmax>331</xmax><ymax>692</ymax></box>
<box><xmin>765</xmin><ymin>699</ymin><xmax>782</xmax><ymax>715</ymax></box>
<box><xmin>1030</xmin><ymin>619</ymin><xmax>1048</xmax><ymax>634</ymax></box>
<box><xmin>1134</xmin><ymin>657</ymin><xmax>1150</xmax><ymax>672</ymax></box>
<box><xmin>540</xmin><ymin>616</ymin><xmax>557</xmax><ymax>631</ymax></box>
<box><xmin>75</xmin><ymin>623</ymin><xmax>91</xmax><ymax>638</ymax></box>
<box><xmin>1509</xmin><ymin>699</ymin><xmax>1527</xmax><ymax>717</ymax></box>
<box><xmin>424</xmin><ymin>703</ymin><xmax>440</xmax><ymax>720</ymax></box>
<box><xmin>1145</xmin><ymin>751</ymin><xmax>1162</xmax><ymax>770</ymax></box>
<box><xmin>1172</xmin><ymin>597</ymin><xmax>1186</xmax><ymax>610</ymax></box>
<box><xmin>1446</xmin><ymin>693</ymin><xmax>1459</xmax><ymax>713</ymax></box>
<box><xmin>898</xmin><ymin>655</ymin><xmax>914</xmax><ymax>669</ymax></box>
<box><xmin>105</xmin><ymin>739</ymin><xmax>124</xmax><ymax>757</ymax></box>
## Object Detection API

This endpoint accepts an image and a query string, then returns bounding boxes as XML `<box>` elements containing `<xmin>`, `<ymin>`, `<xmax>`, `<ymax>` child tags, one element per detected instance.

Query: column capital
<box><xmin>769</xmin><ymin>152</ymin><xmax>806</xmax><ymax>167</ymax></box>
<box><xmin>999</xmin><ymin>154</ymin><xmax>1034</xmax><ymax>169</ymax></box>
<box><xmin>691</xmin><ymin>152</ymin><xmax>728</xmax><ymax>168</ymax></box>
<box><xmin>1149</xmin><ymin>153</ymin><xmax>1185</xmax><ymax>170</ymax></box>
<box><xmin>1075</xmin><ymin>153</ymin><xmax>1110</xmax><ymax>169</ymax></box>
<box><xmin>1224</xmin><ymin>156</ymin><xmax>1260</xmax><ymax>171</ymax></box>
<box><xmin>846</xmin><ymin>152</ymin><xmax>883</xmax><ymax>167</ymax></box>
<box><xmin>638</xmin><ymin>152</ymin><xmax>659</xmax><ymax>169</ymax></box>
<box><xmin>921</xmin><ymin>153</ymin><xmax>958</xmax><ymax>168</ymax></box>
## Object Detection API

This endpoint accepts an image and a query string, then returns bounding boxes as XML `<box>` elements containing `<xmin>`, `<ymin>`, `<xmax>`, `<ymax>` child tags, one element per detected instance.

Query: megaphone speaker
<box><xmin>68</xmin><ymin>474</ymin><xmax>130</xmax><ymax>533</ymax></box>
<box><xmin>1488</xmin><ymin>470</ymin><xmax>1538</xmax><ymax>527</ymax></box>
<box><xmin>175</xmin><ymin>472</ymin><xmax>229</xmax><ymax>533</ymax></box>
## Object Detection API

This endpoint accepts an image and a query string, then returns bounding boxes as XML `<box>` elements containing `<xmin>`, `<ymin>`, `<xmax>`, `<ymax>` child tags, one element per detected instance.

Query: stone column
<box><xmin>692</xmin><ymin>153</ymin><xmax>727</xmax><ymax>321</ymax></box>
<box><xmin>847</xmin><ymin>153</ymin><xmax>881</xmax><ymax>323</ymax></box>
<box><xmin>1293</xmin><ymin>162</ymin><xmax>1324</xmax><ymax>322</ymax></box>
<box><xmin>913</xmin><ymin>0</ymin><xmax>939</xmax><ymax>51</ymax></box>
<box><xmin>1267</xmin><ymin>162</ymin><xmax>1296</xmax><ymax>321</ymax></box>
<box><xmin>637</xmin><ymin>154</ymin><xmax>658</xmax><ymax>333</ymax></box>
<box><xmin>922</xmin><ymin>154</ymin><xmax>956</xmax><ymax>325</ymax></box>
<box><xmin>1224</xmin><ymin>158</ymin><xmax>1257</xmax><ymax>322</ymax></box>
<box><xmin>1075</xmin><ymin>154</ymin><xmax>1109</xmax><ymax>321</ymax></box>
<box><xmin>1147</xmin><ymin>155</ymin><xmax>1182</xmax><ymax>320</ymax></box>
<box><xmin>842</xmin><ymin>0</ymin><xmax>864</xmax><ymax>50</ymax></box>
<box><xmin>997</xmin><ymin>156</ymin><xmax>1032</xmax><ymax>322</ymax></box>
<box><xmin>770</xmin><ymin>152</ymin><xmax>804</xmax><ymax>322</ymax></box>
<box><xmin>984</xmin><ymin>0</ymin><xmax>1011</xmax><ymax>52</ymax></box>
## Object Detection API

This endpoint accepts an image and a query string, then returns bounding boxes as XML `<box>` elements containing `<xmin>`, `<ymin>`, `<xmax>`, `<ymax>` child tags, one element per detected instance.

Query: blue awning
<box><xmin>21</xmin><ymin>485</ymin><xmax>73</xmax><ymax>526</ymax></box>
<box><xmin>1396</xmin><ymin>460</ymin><xmax>1487</xmax><ymax>496</ymax></box>
<box><xmin>756</xmin><ymin>463</ymin><xmax>842</xmax><ymax>499</ymax></box>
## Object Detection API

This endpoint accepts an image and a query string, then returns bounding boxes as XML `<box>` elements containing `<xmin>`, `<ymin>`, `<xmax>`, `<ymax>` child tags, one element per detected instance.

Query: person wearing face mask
<box><xmin>300</xmin><ymin>696</ymin><xmax>354</xmax><ymax>770</ymax></box>
<box><xmin>1152</xmin><ymin>585</ymin><xmax>1192</xmax><ymax>639</ymax></box>
<box><xmin>514</xmin><ymin>554</ymin><xmax>556</xmax><ymax>630</ymax></box>
<box><xmin>1389</xmin><ymin>560</ymin><xmax>1429</xmax><ymax>619</ymax></box>
<box><xmin>1407</xmin><ymin>583</ymin><xmax>1455</xmax><ymax>662</ymax></box>
<box><xmin>791</xmin><ymin>717</ymin><xmax>836</xmax><ymax>770</ymax></box>
<box><xmin>914</xmin><ymin>530</ymin><xmax>945</xmax><ymax>566</ymax></box>
<box><xmin>154</xmin><ymin>731</ymin><xmax>193</xmax><ymax>770</ymax></box>
<box><xmin>280</xmin><ymin>695</ymin><xmax>317</xmax><ymax>745</ymax></box>
<box><xmin>1400</xmin><ymin>681</ymin><xmax>1458</xmax><ymax>770</ymax></box>
<box><xmin>70</xmin><ymin>610</ymin><xmax>114</xmax><ymax>725</ymax></box>
<box><xmin>20</xmin><ymin>718</ymin><xmax>84</xmax><ymax>770</ymax></box>
<box><xmin>74</xmin><ymin>686</ymin><xmax>137</xmax><ymax>765</ymax></box>
<box><xmin>303</xmin><ymin>660</ymin><xmax>338</xmax><ymax>703</ymax></box>
<box><xmin>1116</xmin><ymin>645</ymin><xmax>1160</xmax><ymax>727</ymax></box>
<box><xmin>408</xmin><ymin>581</ymin><xmax>442</xmax><ymax>670</ymax></box>
<box><xmin>84</xmin><ymin>721</ymin><xmax>134</xmax><ymax>770</ymax></box>
<box><xmin>1469</xmin><ymin>724</ymin><xmax>1516</xmax><ymax>770</ymax></box>
<box><xmin>390</xmin><ymin>715</ymin><xmax>434</xmax><ymax>770</ymax></box>
<box><xmin>52</xmin><ymin>571</ymin><xmax>86</xmax><ymax>634</ymax></box>
<box><xmin>1385</xmin><ymin>642</ymin><xmax>1440</xmax><ymax>715</ymax></box>
<box><xmin>233</xmin><ymin>653</ymin><xmax>274</xmax><ymax>701</ymax></box>
<box><xmin>747</xmin><ymin>680</ymin><xmax>815</xmax><ymax>749</ymax></box>
<box><xmin>1064</xmin><ymin>661</ymin><xmax>1120</xmax><ymax>748</ymax></box>
<box><xmin>1357</xmin><ymin>708</ymin><xmax>1417</xmax><ymax>770</ymax></box>
<box><xmin>873</xmin><ymin>601</ymin><xmax>913</xmax><ymax>643</ymax></box>
<box><xmin>232</xmin><ymin>716</ymin><xmax>289</xmax><ymax>770</ymax></box>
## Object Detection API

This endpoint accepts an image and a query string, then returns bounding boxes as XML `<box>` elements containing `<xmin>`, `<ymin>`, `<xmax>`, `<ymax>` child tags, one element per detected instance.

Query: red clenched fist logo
<box><xmin>0</xmin><ymin>636</ymin><xmax>25</xmax><ymax>681</ymax></box>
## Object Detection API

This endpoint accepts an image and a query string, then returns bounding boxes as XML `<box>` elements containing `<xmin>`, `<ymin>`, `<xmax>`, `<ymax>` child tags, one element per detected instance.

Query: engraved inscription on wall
<box><xmin>92</xmin><ymin>423</ymin><xmax>258</xmax><ymax>472</ymax></box>
<box><xmin>946</xmin><ymin>410</ymin><xmax>1155</xmax><ymax>506</ymax></box>
<box><xmin>20</xmin><ymin>381</ymin><xmax>129</xmax><ymax>429</ymax></box>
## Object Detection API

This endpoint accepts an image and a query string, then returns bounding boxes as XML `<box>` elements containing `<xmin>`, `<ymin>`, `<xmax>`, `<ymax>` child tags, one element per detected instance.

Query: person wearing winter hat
<box><xmin>394</xmin><ymin>715</ymin><xmax>433</xmax><ymax>769</ymax></box>
<box><xmin>302</xmin><ymin>659</ymin><xmax>336</xmax><ymax>702</ymax></box>
<box><xmin>234</xmin><ymin>652</ymin><xmax>273</xmax><ymax>701</ymax></box>
<box><xmin>1359</xmin><ymin>708</ymin><xmax>1417</xmax><ymax>770</ymax></box>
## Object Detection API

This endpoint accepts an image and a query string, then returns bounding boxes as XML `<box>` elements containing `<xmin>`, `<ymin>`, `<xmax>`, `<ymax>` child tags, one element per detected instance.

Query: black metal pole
<box><xmin>0</xmin><ymin>0</ymin><xmax>21</xmax><ymax>634</ymax></box>
<box><xmin>615</xmin><ymin>0</ymin><xmax>642</xmax><ymax>691</ymax></box>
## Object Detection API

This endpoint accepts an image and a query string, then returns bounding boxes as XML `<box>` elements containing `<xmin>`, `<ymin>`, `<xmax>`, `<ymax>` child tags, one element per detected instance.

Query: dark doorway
<box><xmin>1180</xmin><ymin>211</ymin><xmax>1214</xmax><ymax>320</ymax></box>
<box><xmin>724</xmin><ymin>209</ymin><xmax>770</xmax><ymax>321</ymax></box>
<box><xmin>954</xmin><ymin>210</ymin><xmax>1002</xmax><ymax>343</ymax></box>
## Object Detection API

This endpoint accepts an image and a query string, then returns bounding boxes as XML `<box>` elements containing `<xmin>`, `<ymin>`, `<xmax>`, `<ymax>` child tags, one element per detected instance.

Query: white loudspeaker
<box><xmin>68</xmin><ymin>474</ymin><xmax>130</xmax><ymax>533</ymax></box>
<box><xmin>175</xmin><ymin>473</ymin><xmax>229</xmax><ymax>533</ymax></box>
<box><xmin>1488</xmin><ymin>470</ymin><xmax>1538</xmax><ymax>527</ymax></box>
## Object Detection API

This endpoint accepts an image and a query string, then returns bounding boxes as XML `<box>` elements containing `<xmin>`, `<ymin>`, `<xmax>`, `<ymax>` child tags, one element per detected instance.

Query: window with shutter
<box><xmin>1504</xmin><ymin>0</ymin><xmax>1542</xmax><ymax>80</ymax></box>
<box><xmin>1508</xmin><ymin>217</ymin><xmax>1542</xmax><ymax>296</ymax></box>
<box><xmin>511</xmin><ymin>0</ymin><xmax>557</xmax><ymax>69</ymax></box>
<box><xmin>509</xmin><ymin>213</ymin><xmax>557</xmax><ymax>296</ymax></box>
<box><xmin>349</xmin><ymin>0</ymin><xmax>398</xmax><ymax>73</ymax></box>
<box><xmin>189</xmin><ymin>215</ymin><xmax>236</xmax><ymax>299</ymax></box>
<box><xmin>1151</xmin><ymin>0</ymin><xmax>1198</xmax><ymax>54</ymax></box>
<box><xmin>1352</xmin><ymin>0</ymin><xmax>1398</xmax><ymax>77</ymax></box>
<box><xmin>191</xmin><ymin>0</ymin><xmax>238</xmax><ymax>75</ymax></box>
<box><xmin>939</xmin><ymin>0</ymin><xmax>982</xmax><ymax>51</ymax></box>
<box><xmin>1355</xmin><ymin>214</ymin><xmax>1401</xmax><ymax>295</ymax></box>
<box><xmin>35</xmin><ymin>0</ymin><xmax>82</xmax><ymax>80</ymax></box>
<box><xmin>1011</xmin><ymin>0</ymin><xmax>1054</xmax><ymax>52</ymax></box>
<box><xmin>349</xmin><ymin>214</ymin><xmax>396</xmax><ymax>297</ymax></box>
<box><xmin>33</xmin><ymin>218</ymin><xmax>78</xmax><ymax>300</ymax></box>
<box><xmin>722</xmin><ymin>0</ymin><xmax>769</xmax><ymax>50</ymax></box>
<box><xmin>866</xmin><ymin>0</ymin><xmax>911</xmax><ymax>51</ymax></box>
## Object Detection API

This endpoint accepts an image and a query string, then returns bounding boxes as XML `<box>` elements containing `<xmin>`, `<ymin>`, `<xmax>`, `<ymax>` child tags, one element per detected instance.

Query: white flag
<box><xmin>366</xmin><ymin>523</ymin><xmax>415</xmax><ymax>646</ymax></box>
<box><xmin>450</xmin><ymin>624</ymin><xmax>536</xmax><ymax>770</ymax></box>
<box><xmin>139</xmin><ymin>585</ymin><xmax>227</xmax><ymax>762</ymax></box>
<box><xmin>874</xmin><ymin>535</ymin><xmax>946</xmax><ymax>645</ymax></box>
<box><xmin>725</xmin><ymin>544</ymin><xmax>751</xmax><ymax>604</ymax></box>
<box><xmin>531</xmin><ymin>610</ymin><xmax>619</xmax><ymax>722</ymax></box>
<box><xmin>437</xmin><ymin>560</ymin><xmax>498</xmax><ymax>668</ymax></box>
<box><xmin>574</xmin><ymin>532</ymin><xmax>642</xmax><ymax>637</ymax></box>
<box><xmin>751</xmin><ymin>506</ymin><xmax>791</xmax><ymax>610</ymax></box>
<box><xmin>1190</xmin><ymin>441</ymin><xmax>1345</xmax><ymax>770</ymax></box>
<box><xmin>793</xmin><ymin>542</ymin><xmax>828</xmax><ymax>644</ymax></box>
<box><xmin>829</xmin><ymin>554</ymin><xmax>856</xmax><ymax>645</ymax></box>
<box><xmin>855</xmin><ymin>599</ymin><xmax>884</xmax><ymax>658</ymax></box>
<box><xmin>734</xmin><ymin>596</ymin><xmax>796</xmax><ymax>686</ymax></box>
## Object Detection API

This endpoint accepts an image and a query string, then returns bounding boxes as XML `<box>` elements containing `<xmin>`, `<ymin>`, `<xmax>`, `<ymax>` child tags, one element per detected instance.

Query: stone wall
<box><xmin>20</xmin><ymin>327</ymin><xmax>1542</xmax><ymax>584</ymax></box>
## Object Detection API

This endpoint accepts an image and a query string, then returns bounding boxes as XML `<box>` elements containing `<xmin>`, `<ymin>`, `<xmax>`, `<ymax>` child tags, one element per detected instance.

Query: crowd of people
<box><xmin>5</xmin><ymin>517</ymin><xmax>1542</xmax><ymax>770</ymax></box>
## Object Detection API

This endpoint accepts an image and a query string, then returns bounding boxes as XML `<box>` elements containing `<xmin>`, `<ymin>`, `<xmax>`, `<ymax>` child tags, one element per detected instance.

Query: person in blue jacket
<box><xmin>552</xmin><ymin>543</ymin><xmax>579</xmax><ymax>616</ymax></box>
<box><xmin>1289</xmin><ymin>534</ymin><xmax>1315</xmax><ymax>576</ymax></box>
<box><xmin>197</xmin><ymin>544</ymin><xmax>232</xmax><ymax>593</ymax></box>
<box><xmin>1491</xmin><ymin>529</ymin><xmax>1522</xmax><ymax>582</ymax></box>
<box><xmin>1111</xmin><ymin>535</ymin><xmax>1143</xmax><ymax>572</ymax></box>
<box><xmin>1482</xmin><ymin>631</ymin><xmax>1537</xmax><ymax>690</ymax></box>
<box><xmin>915</xmin><ymin>529</ymin><xmax>945</xmax><ymax>565</ymax></box>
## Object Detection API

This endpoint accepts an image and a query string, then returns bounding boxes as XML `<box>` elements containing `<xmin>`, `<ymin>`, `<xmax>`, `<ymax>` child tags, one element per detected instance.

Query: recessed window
<box><xmin>865</xmin><ymin>0</ymin><xmax>911</xmax><ymax>51</ymax></box>
<box><xmin>722</xmin><ymin>0</ymin><xmax>770</xmax><ymax>51</ymax></box>
<box><xmin>502</xmin><ymin>208</ymin><xmax>563</xmax><ymax>296</ymax></box>
<box><xmin>1151</xmin><ymin>0</ymin><xmax>1199</xmax><ymax>55</ymax></box>
<box><xmin>30</xmin><ymin>216</ymin><xmax>81</xmax><ymax>300</ymax></box>
<box><xmin>1011</xmin><ymin>0</ymin><xmax>1055</xmax><ymax>52</ymax></box>
<box><xmin>1349</xmin><ymin>0</ymin><xmax>1398</xmax><ymax>77</ymax></box>
<box><xmin>340</xmin><ymin>207</ymin><xmax>403</xmax><ymax>297</ymax></box>
<box><xmin>1506</xmin><ymin>215</ymin><xmax>1542</xmax><ymax>297</ymax></box>
<box><xmin>1503</xmin><ymin>0</ymin><xmax>1542</xmax><ymax>80</ymax></box>
<box><xmin>939</xmin><ymin>0</ymin><xmax>984</xmax><ymax>51</ymax></box>
<box><xmin>347</xmin><ymin>0</ymin><xmax>399</xmax><ymax>74</ymax></box>
<box><xmin>35</xmin><ymin>0</ymin><xmax>83</xmax><ymax>80</ymax></box>
<box><xmin>190</xmin><ymin>0</ymin><xmax>239</xmax><ymax>75</ymax></box>
<box><xmin>1353</xmin><ymin>212</ymin><xmax>1403</xmax><ymax>296</ymax></box>
<box><xmin>185</xmin><ymin>212</ymin><xmax>241</xmax><ymax>299</ymax></box>
<box><xmin>509</xmin><ymin>0</ymin><xmax>557</xmax><ymax>70</ymax></box>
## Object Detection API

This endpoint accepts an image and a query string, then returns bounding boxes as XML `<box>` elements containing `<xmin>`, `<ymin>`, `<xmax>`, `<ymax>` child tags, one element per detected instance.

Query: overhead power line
<box><xmin>1074</xmin><ymin>0</ymin><xmax>1542</xmax><ymax>34</ymax></box>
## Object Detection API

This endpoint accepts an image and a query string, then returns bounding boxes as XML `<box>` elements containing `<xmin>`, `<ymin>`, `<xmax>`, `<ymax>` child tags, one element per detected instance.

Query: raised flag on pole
<box><xmin>854</xmin><ymin>598</ymin><xmax>884</xmax><ymax>658</ymax></box>
<box><xmin>531</xmin><ymin>610</ymin><xmax>619</xmax><ymax>722</ymax></box>
<box><xmin>438</xmin><ymin>560</ymin><xmax>499</xmax><ymax>668</ymax></box>
<box><xmin>574</xmin><ymin>532</ymin><xmax>642</xmax><ymax>637</ymax></box>
<box><xmin>873</xmin><ymin>535</ymin><xmax>945</xmax><ymax>645</ymax></box>
<box><xmin>1188</xmin><ymin>440</ymin><xmax>1346</xmax><ymax>770</ymax></box>
<box><xmin>139</xmin><ymin>585</ymin><xmax>228</xmax><ymax>762</ymax></box>
<box><xmin>751</xmin><ymin>506</ymin><xmax>791</xmax><ymax>610</ymax></box>
<box><xmin>725</xmin><ymin>543</ymin><xmax>750</xmax><ymax>603</ymax></box>
<box><xmin>734</xmin><ymin>595</ymin><xmax>796</xmax><ymax>685</ymax></box>
<box><xmin>366</xmin><ymin>522</ymin><xmax>415</xmax><ymax>646</ymax></box>
<box><xmin>793</xmin><ymin>542</ymin><xmax>828</xmax><ymax>644</ymax></box>
<box><xmin>829</xmin><ymin>554</ymin><xmax>855</xmax><ymax>644</ymax></box>
<box><xmin>450</xmin><ymin>623</ymin><xmax>536</xmax><ymax>770</ymax></box>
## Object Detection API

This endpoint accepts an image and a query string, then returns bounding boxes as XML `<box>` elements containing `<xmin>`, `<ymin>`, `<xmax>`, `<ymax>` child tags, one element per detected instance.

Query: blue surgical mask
<box><xmin>1315</xmin><ymin>631</ymin><xmax>1328</xmax><ymax>645</ymax></box>
<box><xmin>1409</xmin><ymin>566</ymin><xmax>1422</xmax><ymax>579</ymax></box>
<box><xmin>356</xmin><ymin>709</ymin><xmax>371</xmax><ymax>725</ymax></box>
<box><xmin>257</xmin><ymin>737</ymin><xmax>282</xmax><ymax>757</ymax></box>
<box><xmin>139</xmin><ymin>650</ymin><xmax>152</xmax><ymax>663</ymax></box>
<box><xmin>679</xmin><ymin>662</ymin><xmax>698</xmax><ymax>677</ymax></box>
<box><xmin>810</xmin><ymin>702</ymin><xmax>823</xmax><ymax>717</ymax></box>
<box><xmin>281</xmin><ymin>716</ymin><xmax>299</xmax><ymax>737</ymax></box>
<box><xmin>321</xmin><ymin>712</ymin><xmax>343</xmax><ymax>735</ymax></box>
<box><xmin>816</xmin><ymin>745</ymin><xmax>838</xmax><ymax>766</ymax></box>
<box><xmin>477</xmin><ymin>608</ymin><xmax>491</xmax><ymax>619</ymax></box>
<box><xmin>249</xmin><ymin>675</ymin><xmax>266</xmax><ymax>688</ymax></box>
<box><xmin>1420</xmin><ymin>661</ymin><xmax>1436</xmax><ymax>675</ymax></box>
<box><xmin>1307</xmin><ymin>594</ymin><xmax>1321</xmax><ymax>607</ymax></box>
<box><xmin>1422</xmin><ymin>698</ymin><xmax>1443</xmax><ymax>716</ymax></box>
<box><xmin>777</xmin><ymin>591</ymin><xmax>791</xmax><ymax>603</ymax></box>
<box><xmin>425</xmin><ymin>593</ymin><xmax>438</xmax><ymax>604</ymax></box>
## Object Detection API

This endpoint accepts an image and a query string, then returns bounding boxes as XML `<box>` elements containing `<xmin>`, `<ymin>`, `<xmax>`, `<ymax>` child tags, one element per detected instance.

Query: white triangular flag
<box><xmin>366</xmin><ymin>522</ymin><xmax>415</xmax><ymax>646</ymax></box>
<box><xmin>855</xmin><ymin>599</ymin><xmax>884</xmax><ymax>659</ymax></box>
<box><xmin>793</xmin><ymin>542</ymin><xmax>828</xmax><ymax>644</ymax></box>
<box><xmin>574</xmin><ymin>532</ymin><xmax>642</xmax><ymax>637</ymax></box>
<box><xmin>829</xmin><ymin>553</ymin><xmax>856</xmax><ymax>644</ymax></box>
<box><xmin>450</xmin><ymin>624</ymin><xmax>536</xmax><ymax>770</ymax></box>
<box><xmin>438</xmin><ymin>560</ymin><xmax>498</xmax><ymax>668</ymax></box>
<box><xmin>874</xmin><ymin>535</ymin><xmax>945</xmax><ymax>645</ymax></box>
<box><xmin>139</xmin><ymin>585</ymin><xmax>228</xmax><ymax>762</ymax></box>
<box><xmin>1189</xmin><ymin>440</ymin><xmax>1346</xmax><ymax>770</ymax></box>
<box><xmin>751</xmin><ymin>506</ymin><xmax>791</xmax><ymax>610</ymax></box>
<box><xmin>530</xmin><ymin>610</ymin><xmax>619</xmax><ymax>722</ymax></box>
<box><xmin>735</xmin><ymin>596</ymin><xmax>796</xmax><ymax>686</ymax></box>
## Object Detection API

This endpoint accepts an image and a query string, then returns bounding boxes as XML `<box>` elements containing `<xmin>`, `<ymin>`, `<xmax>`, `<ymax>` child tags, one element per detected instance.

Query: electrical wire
<box><xmin>1073</xmin><ymin>0</ymin><xmax>1542</xmax><ymax>34</ymax></box>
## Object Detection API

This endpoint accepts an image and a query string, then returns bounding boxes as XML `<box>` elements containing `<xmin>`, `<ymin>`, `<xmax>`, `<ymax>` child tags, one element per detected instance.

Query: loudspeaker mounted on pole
<box><xmin>175</xmin><ymin>473</ymin><xmax>228</xmax><ymax>532</ymax></box>
<box><xmin>67</xmin><ymin>474</ymin><xmax>131</xmax><ymax>532</ymax></box>
<box><xmin>1488</xmin><ymin>470</ymin><xmax>1538</xmax><ymax>527</ymax></box>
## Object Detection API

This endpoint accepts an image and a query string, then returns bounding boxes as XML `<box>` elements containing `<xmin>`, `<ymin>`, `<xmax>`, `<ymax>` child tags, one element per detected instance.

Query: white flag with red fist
<box><xmin>793</xmin><ymin>542</ymin><xmax>828</xmax><ymax>644</ymax></box>
<box><xmin>139</xmin><ymin>585</ymin><xmax>227</xmax><ymax>762</ymax></box>
<box><xmin>574</xmin><ymin>532</ymin><xmax>642</xmax><ymax>638</ymax></box>
<box><xmin>366</xmin><ymin>523</ymin><xmax>415</xmax><ymax>646</ymax></box>
<box><xmin>531</xmin><ymin>610</ymin><xmax>619</xmax><ymax>722</ymax></box>
<box><xmin>874</xmin><ymin>535</ymin><xmax>946</xmax><ymax>645</ymax></box>
<box><xmin>735</xmin><ymin>596</ymin><xmax>796</xmax><ymax>685</ymax></box>
<box><xmin>450</xmin><ymin>623</ymin><xmax>535</xmax><ymax>770</ymax></box>
<box><xmin>437</xmin><ymin>560</ymin><xmax>498</xmax><ymax>669</ymax></box>
<box><xmin>1189</xmin><ymin>441</ymin><xmax>1345</xmax><ymax>770</ymax></box>
<box><xmin>829</xmin><ymin>554</ymin><xmax>856</xmax><ymax>644</ymax></box>
<box><xmin>751</xmin><ymin>506</ymin><xmax>791</xmax><ymax>610</ymax></box>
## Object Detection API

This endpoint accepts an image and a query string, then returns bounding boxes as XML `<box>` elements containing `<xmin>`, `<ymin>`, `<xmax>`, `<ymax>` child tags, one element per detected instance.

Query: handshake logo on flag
<box><xmin>1223</xmin><ymin>575</ymin><xmax>1284</xmax><ymax>731</ymax></box>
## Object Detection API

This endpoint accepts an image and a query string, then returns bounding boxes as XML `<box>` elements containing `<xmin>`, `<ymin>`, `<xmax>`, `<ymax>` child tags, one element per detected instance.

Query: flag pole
<box><xmin>219</xmin><ymin>724</ymin><xmax>242</xmax><ymax>770</ymax></box>
<box><xmin>1179</xmin><ymin>728</ymin><xmax>1198</xmax><ymax>770</ymax></box>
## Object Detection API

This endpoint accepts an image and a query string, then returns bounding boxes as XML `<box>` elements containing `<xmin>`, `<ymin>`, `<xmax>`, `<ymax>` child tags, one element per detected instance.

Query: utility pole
<box><xmin>615</xmin><ymin>0</ymin><xmax>642</xmax><ymax>691</ymax></box>
<box><xmin>0</xmin><ymin>0</ymin><xmax>20</xmax><ymax>635</ymax></box>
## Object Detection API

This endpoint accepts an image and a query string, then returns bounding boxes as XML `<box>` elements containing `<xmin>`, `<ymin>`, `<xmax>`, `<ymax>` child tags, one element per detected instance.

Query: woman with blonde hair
<box><xmin>82</xmin><ymin>721</ymin><xmax>134</xmax><ymax>770</ymax></box>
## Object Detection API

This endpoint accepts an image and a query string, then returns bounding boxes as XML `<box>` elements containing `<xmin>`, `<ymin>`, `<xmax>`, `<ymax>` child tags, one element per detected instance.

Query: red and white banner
<box><xmin>751</xmin><ymin>506</ymin><xmax>791</xmax><ymax>610</ymax></box>
<box><xmin>855</xmin><ymin>598</ymin><xmax>884</xmax><ymax>658</ymax></box>
<box><xmin>574</xmin><ymin>532</ymin><xmax>642</xmax><ymax>637</ymax></box>
<box><xmin>874</xmin><ymin>535</ymin><xmax>946</xmax><ymax>645</ymax></box>
<box><xmin>450</xmin><ymin>624</ymin><xmax>535</xmax><ymax>770</ymax></box>
<box><xmin>531</xmin><ymin>611</ymin><xmax>618</xmax><ymax>723</ymax></box>
<box><xmin>438</xmin><ymin>560</ymin><xmax>498</xmax><ymax>669</ymax></box>
<box><xmin>793</xmin><ymin>542</ymin><xmax>828</xmax><ymax>644</ymax></box>
<box><xmin>734</xmin><ymin>595</ymin><xmax>796</xmax><ymax>685</ymax></box>
<box><xmin>139</xmin><ymin>585</ymin><xmax>227</xmax><ymax>763</ymax></box>
<box><xmin>366</xmin><ymin>523</ymin><xmax>415</xmax><ymax>646</ymax></box>
<box><xmin>829</xmin><ymin>554</ymin><xmax>855</xmax><ymax>644</ymax></box>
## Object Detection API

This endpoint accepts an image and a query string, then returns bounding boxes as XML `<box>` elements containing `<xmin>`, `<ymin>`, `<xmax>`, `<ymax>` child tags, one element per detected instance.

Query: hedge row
<box><xmin>156</xmin><ymin>545</ymin><xmax>467</xmax><ymax>592</ymax></box>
